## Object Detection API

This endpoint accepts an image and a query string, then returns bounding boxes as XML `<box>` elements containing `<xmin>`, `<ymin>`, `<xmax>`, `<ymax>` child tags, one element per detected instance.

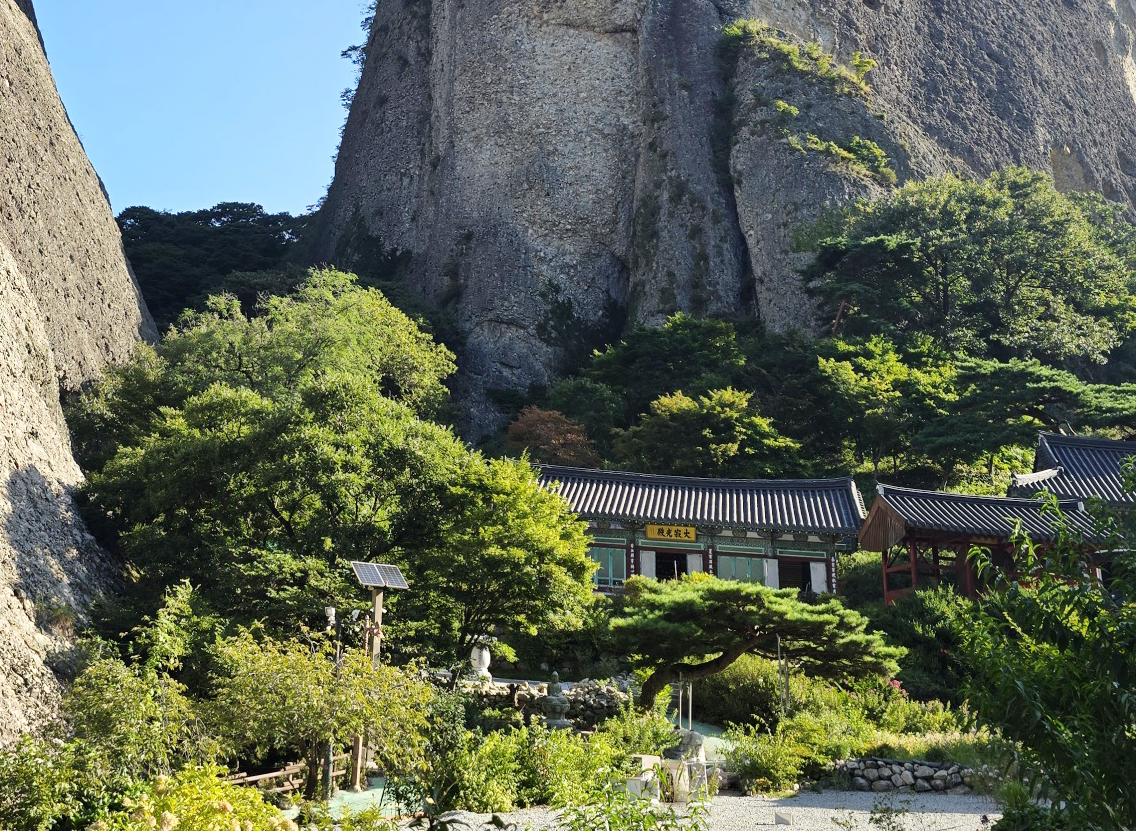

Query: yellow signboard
<box><xmin>645</xmin><ymin>524</ymin><xmax>697</xmax><ymax>542</ymax></box>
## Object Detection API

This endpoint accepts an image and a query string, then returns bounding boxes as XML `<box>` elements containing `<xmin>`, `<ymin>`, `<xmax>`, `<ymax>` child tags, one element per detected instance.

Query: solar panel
<box><xmin>350</xmin><ymin>562</ymin><xmax>409</xmax><ymax>590</ymax></box>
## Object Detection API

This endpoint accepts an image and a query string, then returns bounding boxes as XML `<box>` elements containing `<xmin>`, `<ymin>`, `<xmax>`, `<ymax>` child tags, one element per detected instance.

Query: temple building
<box><xmin>858</xmin><ymin>484</ymin><xmax>1097</xmax><ymax>605</ymax></box>
<box><xmin>537</xmin><ymin>465</ymin><xmax>866</xmax><ymax>594</ymax></box>
<box><xmin>1009</xmin><ymin>432</ymin><xmax>1136</xmax><ymax>506</ymax></box>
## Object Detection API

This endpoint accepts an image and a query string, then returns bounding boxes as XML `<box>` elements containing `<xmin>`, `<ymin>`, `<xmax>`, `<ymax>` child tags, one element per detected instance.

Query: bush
<box><xmin>592</xmin><ymin>700</ymin><xmax>677</xmax><ymax>757</ymax></box>
<box><xmin>779</xmin><ymin>708</ymin><xmax>872</xmax><ymax>774</ymax></box>
<box><xmin>722</xmin><ymin>724</ymin><xmax>805</xmax><ymax>793</ymax></box>
<box><xmin>861</xmin><ymin>587</ymin><xmax>969</xmax><ymax>702</ymax></box>
<box><xmin>101</xmin><ymin>765</ymin><xmax>290</xmax><ymax>831</ymax></box>
<box><xmin>515</xmin><ymin>727</ymin><xmax>624</xmax><ymax>808</ymax></box>
<box><xmin>836</xmin><ymin>550</ymin><xmax>884</xmax><ymax>607</ymax></box>
<box><xmin>455</xmin><ymin>730</ymin><xmax>523</xmax><ymax>813</ymax></box>
<box><xmin>694</xmin><ymin>654</ymin><xmax>783</xmax><ymax>728</ymax></box>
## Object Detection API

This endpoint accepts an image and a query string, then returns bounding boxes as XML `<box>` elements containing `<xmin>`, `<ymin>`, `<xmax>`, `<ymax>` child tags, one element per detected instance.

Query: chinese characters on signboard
<box><xmin>645</xmin><ymin>524</ymin><xmax>697</xmax><ymax>541</ymax></box>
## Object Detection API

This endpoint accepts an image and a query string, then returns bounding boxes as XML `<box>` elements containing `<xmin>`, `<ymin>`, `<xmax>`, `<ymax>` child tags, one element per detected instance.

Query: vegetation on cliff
<box><xmin>512</xmin><ymin>169</ymin><xmax>1136</xmax><ymax>493</ymax></box>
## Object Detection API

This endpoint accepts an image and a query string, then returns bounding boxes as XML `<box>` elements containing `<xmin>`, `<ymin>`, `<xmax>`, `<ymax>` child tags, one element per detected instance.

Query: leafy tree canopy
<box><xmin>956</xmin><ymin>493</ymin><xmax>1136</xmax><ymax>829</ymax></box>
<box><xmin>612</xmin><ymin>575</ymin><xmax>901</xmax><ymax>709</ymax></box>
<box><xmin>561</xmin><ymin>314</ymin><xmax>747</xmax><ymax>429</ymax></box>
<box><xmin>613</xmin><ymin>388</ymin><xmax>801</xmax><ymax>478</ymax></box>
<box><xmin>73</xmin><ymin>271</ymin><xmax>592</xmax><ymax>667</ymax></box>
<box><xmin>209</xmin><ymin>630</ymin><xmax>433</xmax><ymax>799</ymax></box>
<box><xmin>69</xmin><ymin>269</ymin><xmax>457</xmax><ymax>471</ymax></box>
<box><xmin>505</xmin><ymin>406</ymin><xmax>601</xmax><ymax>467</ymax></box>
<box><xmin>803</xmin><ymin>168</ymin><xmax>1136</xmax><ymax>365</ymax></box>
<box><xmin>118</xmin><ymin>202</ymin><xmax>306</xmax><ymax>328</ymax></box>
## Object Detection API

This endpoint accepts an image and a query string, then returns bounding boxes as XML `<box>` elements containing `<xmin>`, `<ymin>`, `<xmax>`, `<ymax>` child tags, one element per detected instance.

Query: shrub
<box><xmin>593</xmin><ymin>700</ymin><xmax>678</xmax><ymax>758</ymax></box>
<box><xmin>560</xmin><ymin>779</ymin><xmax>710</xmax><ymax>831</ymax></box>
<box><xmin>694</xmin><ymin>654</ymin><xmax>783</xmax><ymax>728</ymax></box>
<box><xmin>101</xmin><ymin>765</ymin><xmax>289</xmax><ymax>831</ymax></box>
<box><xmin>456</xmin><ymin>730</ymin><xmax>523</xmax><ymax>813</ymax></box>
<box><xmin>722</xmin><ymin>724</ymin><xmax>805</xmax><ymax>793</ymax></box>
<box><xmin>515</xmin><ymin>727</ymin><xmax>623</xmax><ymax>807</ymax></box>
<box><xmin>779</xmin><ymin>708</ymin><xmax>872</xmax><ymax>774</ymax></box>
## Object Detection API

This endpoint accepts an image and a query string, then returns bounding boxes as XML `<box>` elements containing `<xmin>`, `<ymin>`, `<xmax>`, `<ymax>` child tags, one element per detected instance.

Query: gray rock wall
<box><xmin>315</xmin><ymin>0</ymin><xmax>1136</xmax><ymax>436</ymax></box>
<box><xmin>0</xmin><ymin>0</ymin><xmax>154</xmax><ymax>744</ymax></box>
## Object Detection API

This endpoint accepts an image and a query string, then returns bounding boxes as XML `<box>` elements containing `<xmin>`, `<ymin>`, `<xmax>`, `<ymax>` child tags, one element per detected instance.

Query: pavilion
<box><xmin>858</xmin><ymin>484</ymin><xmax>1097</xmax><ymax>605</ymax></box>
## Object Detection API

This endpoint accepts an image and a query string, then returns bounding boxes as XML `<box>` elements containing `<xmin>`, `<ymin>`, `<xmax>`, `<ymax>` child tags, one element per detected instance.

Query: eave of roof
<box><xmin>859</xmin><ymin>484</ymin><xmax>1095</xmax><ymax>551</ymax></box>
<box><xmin>537</xmin><ymin>465</ymin><xmax>866</xmax><ymax>536</ymax></box>
<box><xmin>1024</xmin><ymin>433</ymin><xmax>1136</xmax><ymax>504</ymax></box>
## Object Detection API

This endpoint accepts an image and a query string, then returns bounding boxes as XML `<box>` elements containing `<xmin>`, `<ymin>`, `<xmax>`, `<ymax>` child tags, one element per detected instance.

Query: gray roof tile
<box><xmin>1010</xmin><ymin>433</ymin><xmax>1136</xmax><ymax>504</ymax></box>
<box><xmin>871</xmin><ymin>485</ymin><xmax>1095</xmax><ymax>542</ymax></box>
<box><xmin>538</xmin><ymin>465</ymin><xmax>865</xmax><ymax>535</ymax></box>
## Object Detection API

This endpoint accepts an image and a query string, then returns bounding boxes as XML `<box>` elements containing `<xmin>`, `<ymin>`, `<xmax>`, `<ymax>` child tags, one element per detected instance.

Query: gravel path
<box><xmin>437</xmin><ymin>791</ymin><xmax>1002</xmax><ymax>831</ymax></box>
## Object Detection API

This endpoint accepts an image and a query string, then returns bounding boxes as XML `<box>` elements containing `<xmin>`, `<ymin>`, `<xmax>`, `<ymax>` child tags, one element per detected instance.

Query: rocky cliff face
<box><xmin>314</xmin><ymin>0</ymin><xmax>1136</xmax><ymax>437</ymax></box>
<box><xmin>0</xmin><ymin>0</ymin><xmax>154</xmax><ymax>744</ymax></box>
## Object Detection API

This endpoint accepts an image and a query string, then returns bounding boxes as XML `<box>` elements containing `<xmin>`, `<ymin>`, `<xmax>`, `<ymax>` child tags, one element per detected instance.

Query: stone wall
<box><xmin>834</xmin><ymin>757</ymin><xmax>981</xmax><ymax>795</ymax></box>
<box><xmin>470</xmin><ymin>677</ymin><xmax>633</xmax><ymax>728</ymax></box>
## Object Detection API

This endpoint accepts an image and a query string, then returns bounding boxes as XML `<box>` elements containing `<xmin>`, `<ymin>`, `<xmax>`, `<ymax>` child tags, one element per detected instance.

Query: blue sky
<box><xmin>35</xmin><ymin>1</ymin><xmax>366</xmax><ymax>216</ymax></box>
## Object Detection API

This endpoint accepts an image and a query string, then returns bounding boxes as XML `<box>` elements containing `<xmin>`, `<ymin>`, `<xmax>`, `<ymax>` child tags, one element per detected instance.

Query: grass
<box><xmin>722</xmin><ymin>19</ymin><xmax>873</xmax><ymax>97</ymax></box>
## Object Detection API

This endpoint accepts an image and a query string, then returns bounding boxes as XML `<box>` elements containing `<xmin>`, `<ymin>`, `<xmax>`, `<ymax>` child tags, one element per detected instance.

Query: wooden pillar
<box><xmin>882</xmin><ymin>548</ymin><xmax>891</xmax><ymax>606</ymax></box>
<box><xmin>908</xmin><ymin>540</ymin><xmax>919</xmax><ymax>594</ymax></box>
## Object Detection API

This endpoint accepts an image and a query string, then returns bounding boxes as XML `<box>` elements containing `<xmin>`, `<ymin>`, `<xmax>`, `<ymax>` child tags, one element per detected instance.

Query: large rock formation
<box><xmin>0</xmin><ymin>0</ymin><xmax>154</xmax><ymax>744</ymax></box>
<box><xmin>314</xmin><ymin>0</ymin><xmax>1136</xmax><ymax>436</ymax></box>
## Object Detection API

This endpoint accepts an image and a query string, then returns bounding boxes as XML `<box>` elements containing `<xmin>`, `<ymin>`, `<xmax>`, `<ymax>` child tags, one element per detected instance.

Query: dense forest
<box><xmin>120</xmin><ymin>169</ymin><xmax>1136</xmax><ymax>494</ymax></box>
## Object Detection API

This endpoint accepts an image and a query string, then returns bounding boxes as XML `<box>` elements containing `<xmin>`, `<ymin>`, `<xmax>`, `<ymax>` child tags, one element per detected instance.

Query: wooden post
<box><xmin>372</xmin><ymin>588</ymin><xmax>384</xmax><ymax>664</ymax></box>
<box><xmin>349</xmin><ymin>588</ymin><xmax>385</xmax><ymax>793</ymax></box>
<box><xmin>881</xmin><ymin>549</ymin><xmax>890</xmax><ymax>605</ymax></box>
<box><xmin>348</xmin><ymin>734</ymin><xmax>365</xmax><ymax>792</ymax></box>
<box><xmin>908</xmin><ymin>540</ymin><xmax>919</xmax><ymax>594</ymax></box>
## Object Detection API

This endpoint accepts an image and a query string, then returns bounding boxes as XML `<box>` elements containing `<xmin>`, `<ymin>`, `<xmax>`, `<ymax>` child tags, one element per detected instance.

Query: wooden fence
<box><xmin>226</xmin><ymin>753</ymin><xmax>350</xmax><ymax>794</ymax></box>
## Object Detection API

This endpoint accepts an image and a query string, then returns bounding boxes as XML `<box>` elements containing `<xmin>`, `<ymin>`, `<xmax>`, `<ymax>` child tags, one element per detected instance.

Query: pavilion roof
<box><xmin>537</xmin><ymin>465</ymin><xmax>866</xmax><ymax>536</ymax></box>
<box><xmin>859</xmin><ymin>484</ymin><xmax>1095</xmax><ymax>552</ymax></box>
<box><xmin>1009</xmin><ymin>432</ymin><xmax>1136</xmax><ymax>505</ymax></box>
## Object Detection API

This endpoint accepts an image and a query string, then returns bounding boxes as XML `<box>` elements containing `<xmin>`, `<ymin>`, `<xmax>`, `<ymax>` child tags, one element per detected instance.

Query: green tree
<box><xmin>956</xmin><ymin>495</ymin><xmax>1136</xmax><ymax>829</ymax></box>
<box><xmin>118</xmin><ymin>202</ymin><xmax>307</xmax><ymax>328</ymax></box>
<box><xmin>613</xmin><ymin>575</ymin><xmax>901</xmax><ymax>709</ymax></box>
<box><xmin>804</xmin><ymin>168</ymin><xmax>1136</xmax><ymax>364</ymax></box>
<box><xmin>614</xmin><ymin>388</ymin><xmax>801</xmax><ymax>478</ymax></box>
<box><xmin>395</xmin><ymin>454</ymin><xmax>596</xmax><ymax>671</ymax></box>
<box><xmin>576</xmin><ymin>314</ymin><xmax>748</xmax><ymax>426</ymax></box>
<box><xmin>75</xmin><ymin>271</ymin><xmax>592</xmax><ymax>663</ymax></box>
<box><xmin>209</xmin><ymin>631</ymin><xmax>434</xmax><ymax>800</ymax></box>
<box><xmin>68</xmin><ymin>269</ymin><xmax>456</xmax><ymax>472</ymax></box>
<box><xmin>815</xmin><ymin>336</ymin><xmax>954</xmax><ymax>477</ymax></box>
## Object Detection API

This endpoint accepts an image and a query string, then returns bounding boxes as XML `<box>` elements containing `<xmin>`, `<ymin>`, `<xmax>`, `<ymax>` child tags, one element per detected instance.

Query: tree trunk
<box><xmin>636</xmin><ymin>638</ymin><xmax>764</xmax><ymax>710</ymax></box>
<box><xmin>303</xmin><ymin>746</ymin><xmax>321</xmax><ymax>801</ymax></box>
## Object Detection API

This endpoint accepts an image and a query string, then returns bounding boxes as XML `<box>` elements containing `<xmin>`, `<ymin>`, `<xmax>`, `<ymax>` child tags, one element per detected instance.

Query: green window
<box><xmin>717</xmin><ymin>556</ymin><xmax>765</xmax><ymax>584</ymax></box>
<box><xmin>590</xmin><ymin>546</ymin><xmax>628</xmax><ymax>589</ymax></box>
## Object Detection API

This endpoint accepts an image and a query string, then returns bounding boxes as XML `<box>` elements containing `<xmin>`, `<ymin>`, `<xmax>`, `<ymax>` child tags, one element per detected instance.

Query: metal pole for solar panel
<box><xmin>371</xmin><ymin>587</ymin><xmax>384</xmax><ymax>664</ymax></box>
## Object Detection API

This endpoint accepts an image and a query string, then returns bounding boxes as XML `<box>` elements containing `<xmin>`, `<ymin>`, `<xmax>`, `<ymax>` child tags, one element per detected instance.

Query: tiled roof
<box><xmin>862</xmin><ymin>485</ymin><xmax>1095</xmax><ymax>549</ymax></box>
<box><xmin>1009</xmin><ymin>433</ymin><xmax>1136</xmax><ymax>504</ymax></box>
<box><xmin>537</xmin><ymin>465</ymin><xmax>866</xmax><ymax>535</ymax></box>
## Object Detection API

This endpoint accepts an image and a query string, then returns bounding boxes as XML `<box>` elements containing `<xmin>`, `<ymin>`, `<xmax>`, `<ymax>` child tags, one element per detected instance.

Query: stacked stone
<box><xmin>834</xmin><ymin>758</ymin><xmax>976</xmax><ymax>795</ymax></box>
<box><xmin>562</xmin><ymin>678</ymin><xmax>632</xmax><ymax>726</ymax></box>
<box><xmin>468</xmin><ymin>676</ymin><xmax>633</xmax><ymax>727</ymax></box>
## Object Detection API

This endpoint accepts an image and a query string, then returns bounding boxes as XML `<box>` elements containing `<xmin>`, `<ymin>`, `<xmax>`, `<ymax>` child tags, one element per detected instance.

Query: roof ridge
<box><xmin>1040</xmin><ymin>432</ymin><xmax>1136</xmax><ymax>450</ymax></box>
<box><xmin>1010</xmin><ymin>467</ymin><xmax>1062</xmax><ymax>485</ymax></box>
<box><xmin>878</xmin><ymin>483</ymin><xmax>1082</xmax><ymax>508</ymax></box>
<box><xmin>537</xmin><ymin>464</ymin><xmax>858</xmax><ymax>489</ymax></box>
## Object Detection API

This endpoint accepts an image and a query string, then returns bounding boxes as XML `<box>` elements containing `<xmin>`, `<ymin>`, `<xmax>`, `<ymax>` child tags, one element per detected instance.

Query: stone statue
<box><xmin>540</xmin><ymin>671</ymin><xmax>573</xmax><ymax>730</ymax></box>
<box><xmin>663</xmin><ymin>728</ymin><xmax>706</xmax><ymax>762</ymax></box>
